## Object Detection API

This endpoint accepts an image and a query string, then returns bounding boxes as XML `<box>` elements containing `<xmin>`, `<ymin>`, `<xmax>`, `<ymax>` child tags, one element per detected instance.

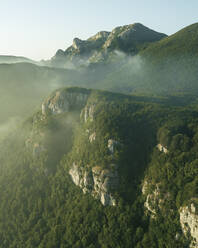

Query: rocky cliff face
<box><xmin>69</xmin><ymin>163</ymin><xmax>118</xmax><ymax>206</ymax></box>
<box><xmin>142</xmin><ymin>178</ymin><xmax>198</xmax><ymax>246</ymax></box>
<box><xmin>42</xmin><ymin>88</ymin><xmax>90</xmax><ymax>115</ymax></box>
<box><xmin>108</xmin><ymin>139</ymin><xmax>119</xmax><ymax>154</ymax></box>
<box><xmin>180</xmin><ymin>201</ymin><xmax>198</xmax><ymax>247</ymax></box>
<box><xmin>81</xmin><ymin>104</ymin><xmax>95</xmax><ymax>122</ymax></box>
<box><xmin>41</xmin><ymin>87</ymin><xmax>120</xmax><ymax>206</ymax></box>
<box><xmin>157</xmin><ymin>143</ymin><xmax>168</xmax><ymax>153</ymax></box>
<box><xmin>103</xmin><ymin>23</ymin><xmax>166</xmax><ymax>50</ymax></box>
<box><xmin>142</xmin><ymin>180</ymin><xmax>160</xmax><ymax>217</ymax></box>
<box><xmin>142</xmin><ymin>179</ymin><xmax>171</xmax><ymax>218</ymax></box>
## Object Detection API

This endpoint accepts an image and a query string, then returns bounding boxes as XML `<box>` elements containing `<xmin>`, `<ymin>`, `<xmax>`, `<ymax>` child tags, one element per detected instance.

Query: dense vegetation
<box><xmin>0</xmin><ymin>87</ymin><xmax>198</xmax><ymax>247</ymax></box>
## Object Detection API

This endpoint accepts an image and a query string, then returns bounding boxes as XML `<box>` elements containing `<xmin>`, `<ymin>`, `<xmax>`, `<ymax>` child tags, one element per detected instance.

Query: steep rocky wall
<box><xmin>142</xmin><ymin>179</ymin><xmax>171</xmax><ymax>218</ymax></box>
<box><xmin>42</xmin><ymin>89</ymin><xmax>90</xmax><ymax>115</ymax></box>
<box><xmin>180</xmin><ymin>201</ymin><xmax>198</xmax><ymax>247</ymax></box>
<box><xmin>157</xmin><ymin>143</ymin><xmax>168</xmax><ymax>153</ymax></box>
<box><xmin>69</xmin><ymin>163</ymin><xmax>118</xmax><ymax>206</ymax></box>
<box><xmin>81</xmin><ymin>104</ymin><xmax>95</xmax><ymax>122</ymax></box>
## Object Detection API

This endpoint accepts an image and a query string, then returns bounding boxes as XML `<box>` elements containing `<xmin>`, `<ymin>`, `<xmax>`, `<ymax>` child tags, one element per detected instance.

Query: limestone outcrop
<box><xmin>103</xmin><ymin>23</ymin><xmax>166</xmax><ymax>50</ymax></box>
<box><xmin>50</xmin><ymin>23</ymin><xmax>167</xmax><ymax>68</ymax></box>
<box><xmin>88</xmin><ymin>31</ymin><xmax>110</xmax><ymax>42</ymax></box>
<box><xmin>42</xmin><ymin>88</ymin><xmax>90</xmax><ymax>115</ymax></box>
<box><xmin>157</xmin><ymin>143</ymin><xmax>168</xmax><ymax>154</ymax></box>
<box><xmin>108</xmin><ymin>139</ymin><xmax>119</xmax><ymax>154</ymax></box>
<box><xmin>72</xmin><ymin>38</ymin><xmax>85</xmax><ymax>51</ymax></box>
<box><xmin>180</xmin><ymin>201</ymin><xmax>198</xmax><ymax>247</ymax></box>
<box><xmin>69</xmin><ymin>163</ymin><xmax>118</xmax><ymax>206</ymax></box>
<box><xmin>81</xmin><ymin>104</ymin><xmax>95</xmax><ymax>122</ymax></box>
<box><xmin>142</xmin><ymin>180</ymin><xmax>171</xmax><ymax>218</ymax></box>
<box><xmin>89</xmin><ymin>132</ymin><xmax>96</xmax><ymax>143</ymax></box>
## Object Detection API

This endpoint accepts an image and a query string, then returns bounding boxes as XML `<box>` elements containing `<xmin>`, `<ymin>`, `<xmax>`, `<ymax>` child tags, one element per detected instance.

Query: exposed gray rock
<box><xmin>89</xmin><ymin>132</ymin><xmax>96</xmax><ymax>143</ymax></box>
<box><xmin>157</xmin><ymin>143</ymin><xmax>168</xmax><ymax>154</ymax></box>
<box><xmin>82</xmin><ymin>104</ymin><xmax>95</xmax><ymax>122</ymax></box>
<box><xmin>72</xmin><ymin>38</ymin><xmax>85</xmax><ymax>50</ymax></box>
<box><xmin>144</xmin><ymin>188</ymin><xmax>160</xmax><ymax>217</ymax></box>
<box><xmin>69</xmin><ymin>163</ymin><xmax>118</xmax><ymax>206</ymax></box>
<box><xmin>103</xmin><ymin>23</ymin><xmax>166</xmax><ymax>51</ymax></box>
<box><xmin>42</xmin><ymin>89</ymin><xmax>89</xmax><ymax>115</ymax></box>
<box><xmin>142</xmin><ymin>180</ymin><xmax>171</xmax><ymax>218</ymax></box>
<box><xmin>50</xmin><ymin>23</ymin><xmax>166</xmax><ymax>68</ymax></box>
<box><xmin>108</xmin><ymin>139</ymin><xmax>119</xmax><ymax>154</ymax></box>
<box><xmin>180</xmin><ymin>201</ymin><xmax>198</xmax><ymax>247</ymax></box>
<box><xmin>72</xmin><ymin>31</ymin><xmax>110</xmax><ymax>53</ymax></box>
<box><xmin>88</xmin><ymin>31</ymin><xmax>110</xmax><ymax>42</ymax></box>
<box><xmin>69</xmin><ymin>163</ymin><xmax>83</xmax><ymax>186</ymax></box>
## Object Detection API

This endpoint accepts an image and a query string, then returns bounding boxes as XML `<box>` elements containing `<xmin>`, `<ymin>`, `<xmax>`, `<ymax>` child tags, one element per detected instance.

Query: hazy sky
<box><xmin>0</xmin><ymin>0</ymin><xmax>197</xmax><ymax>60</ymax></box>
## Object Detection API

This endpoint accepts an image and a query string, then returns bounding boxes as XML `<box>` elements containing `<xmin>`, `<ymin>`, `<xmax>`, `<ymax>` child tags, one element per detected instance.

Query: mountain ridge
<box><xmin>0</xmin><ymin>55</ymin><xmax>37</xmax><ymax>64</ymax></box>
<box><xmin>49</xmin><ymin>23</ymin><xmax>167</xmax><ymax>68</ymax></box>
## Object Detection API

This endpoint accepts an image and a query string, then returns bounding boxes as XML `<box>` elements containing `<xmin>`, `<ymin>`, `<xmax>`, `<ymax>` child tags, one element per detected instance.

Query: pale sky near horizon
<box><xmin>0</xmin><ymin>0</ymin><xmax>197</xmax><ymax>60</ymax></box>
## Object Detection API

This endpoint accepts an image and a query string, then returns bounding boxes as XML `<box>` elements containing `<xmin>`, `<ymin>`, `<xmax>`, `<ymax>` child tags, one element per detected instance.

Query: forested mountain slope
<box><xmin>1</xmin><ymin>87</ymin><xmax>198</xmax><ymax>247</ymax></box>
<box><xmin>50</xmin><ymin>23</ymin><xmax>166</xmax><ymax>68</ymax></box>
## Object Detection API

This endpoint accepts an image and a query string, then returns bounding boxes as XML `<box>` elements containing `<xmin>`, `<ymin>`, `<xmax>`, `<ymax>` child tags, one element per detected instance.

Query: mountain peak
<box><xmin>72</xmin><ymin>37</ymin><xmax>84</xmax><ymax>50</ymax></box>
<box><xmin>51</xmin><ymin>23</ymin><xmax>167</xmax><ymax>68</ymax></box>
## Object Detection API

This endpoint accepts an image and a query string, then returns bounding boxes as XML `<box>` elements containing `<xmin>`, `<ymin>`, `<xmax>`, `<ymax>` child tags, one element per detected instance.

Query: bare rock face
<box><xmin>108</xmin><ymin>139</ymin><xmax>119</xmax><ymax>154</ymax></box>
<box><xmin>42</xmin><ymin>89</ymin><xmax>89</xmax><ymax>115</ymax></box>
<box><xmin>72</xmin><ymin>38</ymin><xmax>85</xmax><ymax>50</ymax></box>
<box><xmin>142</xmin><ymin>180</ymin><xmax>160</xmax><ymax>217</ymax></box>
<box><xmin>142</xmin><ymin>180</ymin><xmax>171</xmax><ymax>218</ymax></box>
<box><xmin>157</xmin><ymin>143</ymin><xmax>168</xmax><ymax>154</ymax></box>
<box><xmin>89</xmin><ymin>132</ymin><xmax>96</xmax><ymax>143</ymax></box>
<box><xmin>72</xmin><ymin>31</ymin><xmax>110</xmax><ymax>53</ymax></box>
<box><xmin>88</xmin><ymin>31</ymin><xmax>110</xmax><ymax>42</ymax></box>
<box><xmin>69</xmin><ymin>163</ymin><xmax>118</xmax><ymax>206</ymax></box>
<box><xmin>180</xmin><ymin>201</ymin><xmax>198</xmax><ymax>247</ymax></box>
<box><xmin>144</xmin><ymin>188</ymin><xmax>160</xmax><ymax>217</ymax></box>
<box><xmin>81</xmin><ymin>104</ymin><xmax>95</xmax><ymax>122</ymax></box>
<box><xmin>103</xmin><ymin>23</ymin><xmax>166</xmax><ymax>50</ymax></box>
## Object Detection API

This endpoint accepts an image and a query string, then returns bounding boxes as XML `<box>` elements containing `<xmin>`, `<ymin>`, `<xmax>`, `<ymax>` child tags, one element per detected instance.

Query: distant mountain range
<box><xmin>0</xmin><ymin>55</ymin><xmax>37</xmax><ymax>64</ymax></box>
<box><xmin>38</xmin><ymin>22</ymin><xmax>198</xmax><ymax>95</ymax></box>
<box><xmin>1</xmin><ymin>22</ymin><xmax>198</xmax><ymax>125</ymax></box>
<box><xmin>49</xmin><ymin>23</ymin><xmax>167</xmax><ymax>68</ymax></box>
